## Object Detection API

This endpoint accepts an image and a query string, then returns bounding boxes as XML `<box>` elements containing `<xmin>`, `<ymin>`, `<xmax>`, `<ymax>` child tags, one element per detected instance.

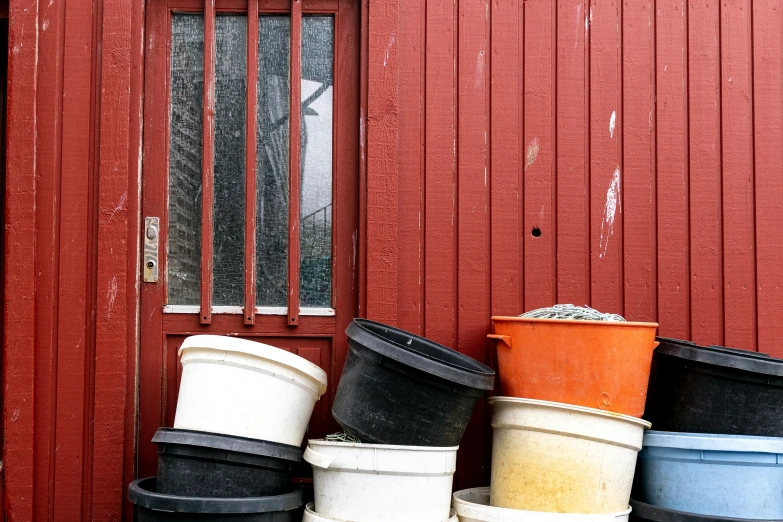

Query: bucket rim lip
<box><xmin>453</xmin><ymin>487</ymin><xmax>633</xmax><ymax>518</ymax></box>
<box><xmin>490</xmin><ymin>316</ymin><xmax>659</xmax><ymax>328</ymax></box>
<box><xmin>643</xmin><ymin>430</ymin><xmax>783</xmax><ymax>453</ymax></box>
<box><xmin>152</xmin><ymin>427</ymin><xmax>303</xmax><ymax>462</ymax></box>
<box><xmin>306</xmin><ymin>438</ymin><xmax>459</xmax><ymax>452</ymax></box>
<box><xmin>178</xmin><ymin>334</ymin><xmax>328</xmax><ymax>392</ymax></box>
<box><xmin>304</xmin><ymin>502</ymin><xmax>458</xmax><ymax>522</ymax></box>
<box><xmin>655</xmin><ymin>336</ymin><xmax>783</xmax><ymax>376</ymax></box>
<box><xmin>128</xmin><ymin>477</ymin><xmax>305</xmax><ymax>513</ymax></box>
<box><xmin>347</xmin><ymin>318</ymin><xmax>495</xmax><ymax>390</ymax></box>
<box><xmin>488</xmin><ymin>396</ymin><xmax>652</xmax><ymax>428</ymax></box>
<box><xmin>629</xmin><ymin>499</ymin><xmax>783</xmax><ymax>522</ymax></box>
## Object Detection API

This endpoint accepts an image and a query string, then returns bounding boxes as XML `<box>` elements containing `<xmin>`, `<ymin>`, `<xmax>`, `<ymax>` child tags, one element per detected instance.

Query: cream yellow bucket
<box><xmin>489</xmin><ymin>397</ymin><xmax>650</xmax><ymax>514</ymax></box>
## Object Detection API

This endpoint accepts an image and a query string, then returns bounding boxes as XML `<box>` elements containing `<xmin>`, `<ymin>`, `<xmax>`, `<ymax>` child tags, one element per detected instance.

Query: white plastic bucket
<box><xmin>304</xmin><ymin>440</ymin><xmax>458</xmax><ymax>522</ymax></box>
<box><xmin>173</xmin><ymin>335</ymin><xmax>328</xmax><ymax>446</ymax></box>
<box><xmin>489</xmin><ymin>397</ymin><xmax>650</xmax><ymax>514</ymax></box>
<box><xmin>453</xmin><ymin>488</ymin><xmax>631</xmax><ymax>522</ymax></box>
<box><xmin>303</xmin><ymin>502</ymin><xmax>458</xmax><ymax>522</ymax></box>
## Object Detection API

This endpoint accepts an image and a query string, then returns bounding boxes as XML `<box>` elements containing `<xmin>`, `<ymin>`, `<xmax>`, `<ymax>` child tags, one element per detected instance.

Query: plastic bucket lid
<box><xmin>453</xmin><ymin>487</ymin><xmax>631</xmax><ymax>522</ymax></box>
<box><xmin>346</xmin><ymin>319</ymin><xmax>495</xmax><ymax>390</ymax></box>
<box><xmin>178</xmin><ymin>335</ymin><xmax>328</xmax><ymax>394</ymax></box>
<box><xmin>642</xmin><ymin>430</ymin><xmax>783</xmax><ymax>455</ymax></box>
<box><xmin>128</xmin><ymin>477</ymin><xmax>304</xmax><ymax>514</ymax></box>
<box><xmin>655</xmin><ymin>337</ymin><xmax>783</xmax><ymax>377</ymax></box>
<box><xmin>303</xmin><ymin>503</ymin><xmax>458</xmax><ymax>522</ymax></box>
<box><xmin>629</xmin><ymin>499</ymin><xmax>783</xmax><ymax>522</ymax></box>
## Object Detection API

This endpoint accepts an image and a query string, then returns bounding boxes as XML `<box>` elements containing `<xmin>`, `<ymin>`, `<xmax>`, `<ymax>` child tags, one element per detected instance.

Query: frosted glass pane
<box><xmin>256</xmin><ymin>16</ymin><xmax>291</xmax><ymax>306</ymax></box>
<box><xmin>300</xmin><ymin>16</ymin><xmax>334</xmax><ymax>308</ymax></box>
<box><xmin>213</xmin><ymin>15</ymin><xmax>247</xmax><ymax>306</ymax></box>
<box><xmin>168</xmin><ymin>14</ymin><xmax>203</xmax><ymax>305</ymax></box>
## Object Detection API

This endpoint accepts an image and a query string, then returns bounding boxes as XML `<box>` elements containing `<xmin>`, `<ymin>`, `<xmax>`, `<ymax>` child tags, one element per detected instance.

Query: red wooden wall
<box><xmin>365</xmin><ymin>0</ymin><xmax>783</xmax><ymax>488</ymax></box>
<box><xmin>4</xmin><ymin>0</ymin><xmax>143</xmax><ymax>516</ymax></box>
<box><xmin>2</xmin><ymin>0</ymin><xmax>783</xmax><ymax>519</ymax></box>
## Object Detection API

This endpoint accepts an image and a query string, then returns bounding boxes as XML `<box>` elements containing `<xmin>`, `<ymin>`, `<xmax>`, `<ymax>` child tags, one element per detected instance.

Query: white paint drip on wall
<box><xmin>576</xmin><ymin>3</ymin><xmax>582</xmax><ymax>48</ymax></box>
<box><xmin>609</xmin><ymin>111</ymin><xmax>616</xmax><ymax>138</ymax></box>
<box><xmin>384</xmin><ymin>33</ymin><xmax>396</xmax><ymax>67</ymax></box>
<box><xmin>599</xmin><ymin>166</ymin><xmax>622</xmax><ymax>259</ymax></box>
<box><xmin>525</xmin><ymin>137</ymin><xmax>540</xmax><ymax>171</ymax></box>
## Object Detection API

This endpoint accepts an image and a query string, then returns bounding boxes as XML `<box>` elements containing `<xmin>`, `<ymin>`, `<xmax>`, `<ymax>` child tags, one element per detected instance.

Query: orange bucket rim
<box><xmin>490</xmin><ymin>316</ymin><xmax>659</xmax><ymax>328</ymax></box>
<box><xmin>487</xmin><ymin>396</ymin><xmax>653</xmax><ymax>428</ymax></box>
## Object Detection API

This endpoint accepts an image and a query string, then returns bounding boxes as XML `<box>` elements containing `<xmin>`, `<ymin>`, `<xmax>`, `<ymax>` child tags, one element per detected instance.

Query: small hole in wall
<box><xmin>531</xmin><ymin>227</ymin><xmax>542</xmax><ymax>238</ymax></box>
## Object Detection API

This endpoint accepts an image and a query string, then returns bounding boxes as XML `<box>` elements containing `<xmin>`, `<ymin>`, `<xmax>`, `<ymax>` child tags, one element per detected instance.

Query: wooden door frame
<box><xmin>138</xmin><ymin>0</ymin><xmax>360</xmax><ymax>480</ymax></box>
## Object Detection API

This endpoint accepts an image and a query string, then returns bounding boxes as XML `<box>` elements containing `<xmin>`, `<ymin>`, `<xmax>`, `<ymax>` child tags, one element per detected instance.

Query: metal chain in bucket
<box><xmin>519</xmin><ymin>304</ymin><xmax>626</xmax><ymax>322</ymax></box>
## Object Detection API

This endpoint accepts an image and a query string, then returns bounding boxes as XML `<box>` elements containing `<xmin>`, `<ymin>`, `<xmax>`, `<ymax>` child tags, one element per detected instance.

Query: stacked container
<box><xmin>129</xmin><ymin>335</ymin><xmax>328</xmax><ymax>521</ymax></box>
<box><xmin>452</xmin><ymin>315</ymin><xmax>658</xmax><ymax>522</ymax></box>
<box><xmin>633</xmin><ymin>337</ymin><xmax>783</xmax><ymax>522</ymax></box>
<box><xmin>304</xmin><ymin>319</ymin><xmax>495</xmax><ymax>522</ymax></box>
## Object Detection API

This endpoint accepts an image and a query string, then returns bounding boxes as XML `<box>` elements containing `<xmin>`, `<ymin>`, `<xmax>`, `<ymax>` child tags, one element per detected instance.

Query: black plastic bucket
<box><xmin>129</xmin><ymin>477</ymin><xmax>305</xmax><ymax>522</ymax></box>
<box><xmin>332</xmin><ymin>318</ymin><xmax>495</xmax><ymax>446</ymax></box>
<box><xmin>644</xmin><ymin>337</ymin><xmax>783</xmax><ymax>436</ymax></box>
<box><xmin>153</xmin><ymin>428</ymin><xmax>302</xmax><ymax>498</ymax></box>
<box><xmin>630</xmin><ymin>499</ymin><xmax>781</xmax><ymax>522</ymax></box>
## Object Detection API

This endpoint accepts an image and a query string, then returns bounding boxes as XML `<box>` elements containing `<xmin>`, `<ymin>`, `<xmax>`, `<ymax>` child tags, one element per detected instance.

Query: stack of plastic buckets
<box><xmin>633</xmin><ymin>337</ymin><xmax>783</xmax><ymax>522</ymax></box>
<box><xmin>453</xmin><ymin>315</ymin><xmax>658</xmax><ymax>522</ymax></box>
<box><xmin>303</xmin><ymin>319</ymin><xmax>495</xmax><ymax>522</ymax></box>
<box><xmin>128</xmin><ymin>335</ymin><xmax>328</xmax><ymax>521</ymax></box>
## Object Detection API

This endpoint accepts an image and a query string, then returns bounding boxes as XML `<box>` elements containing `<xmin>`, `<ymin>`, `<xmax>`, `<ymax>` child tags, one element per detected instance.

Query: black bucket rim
<box><xmin>656</xmin><ymin>337</ymin><xmax>783</xmax><ymax>377</ymax></box>
<box><xmin>152</xmin><ymin>428</ymin><xmax>303</xmax><ymax>463</ymax></box>
<box><xmin>346</xmin><ymin>318</ymin><xmax>495</xmax><ymax>390</ymax></box>
<box><xmin>630</xmin><ymin>499</ymin><xmax>783</xmax><ymax>522</ymax></box>
<box><xmin>128</xmin><ymin>478</ymin><xmax>304</xmax><ymax>514</ymax></box>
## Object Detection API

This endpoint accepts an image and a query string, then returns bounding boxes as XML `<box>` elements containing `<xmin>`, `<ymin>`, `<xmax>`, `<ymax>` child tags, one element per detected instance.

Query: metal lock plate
<box><xmin>143</xmin><ymin>217</ymin><xmax>160</xmax><ymax>283</ymax></box>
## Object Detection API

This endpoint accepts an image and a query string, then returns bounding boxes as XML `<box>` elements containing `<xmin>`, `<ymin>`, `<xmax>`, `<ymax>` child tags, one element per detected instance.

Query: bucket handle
<box><xmin>487</xmin><ymin>334</ymin><xmax>512</xmax><ymax>348</ymax></box>
<box><xmin>303</xmin><ymin>446</ymin><xmax>337</xmax><ymax>469</ymax></box>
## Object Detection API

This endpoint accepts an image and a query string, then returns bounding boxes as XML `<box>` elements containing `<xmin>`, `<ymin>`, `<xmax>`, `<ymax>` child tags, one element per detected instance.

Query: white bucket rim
<box><xmin>306</xmin><ymin>439</ymin><xmax>459</xmax><ymax>452</ymax></box>
<box><xmin>453</xmin><ymin>487</ymin><xmax>632</xmax><ymax>521</ymax></box>
<box><xmin>304</xmin><ymin>502</ymin><xmax>458</xmax><ymax>522</ymax></box>
<box><xmin>178</xmin><ymin>335</ymin><xmax>327</xmax><ymax>392</ymax></box>
<box><xmin>488</xmin><ymin>397</ymin><xmax>651</xmax><ymax>429</ymax></box>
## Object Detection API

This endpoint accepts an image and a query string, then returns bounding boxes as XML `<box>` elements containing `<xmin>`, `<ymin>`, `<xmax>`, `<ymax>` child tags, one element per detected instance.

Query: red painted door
<box><xmin>138</xmin><ymin>0</ymin><xmax>359</xmax><ymax>481</ymax></box>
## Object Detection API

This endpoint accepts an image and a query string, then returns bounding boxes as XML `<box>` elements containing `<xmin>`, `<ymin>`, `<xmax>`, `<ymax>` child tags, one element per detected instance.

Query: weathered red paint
<box><xmin>6</xmin><ymin>0</ymin><xmax>783</xmax><ymax>520</ymax></box>
<box><xmin>244</xmin><ymin>0</ymin><xmax>259</xmax><ymax>326</ymax></box>
<box><xmin>201</xmin><ymin>0</ymin><xmax>216</xmax><ymax>325</ymax></box>
<box><xmin>689</xmin><ymin>0</ymin><xmax>723</xmax><ymax>346</ymax></box>
<box><xmin>288</xmin><ymin>0</ymin><xmax>302</xmax><ymax>327</ymax></box>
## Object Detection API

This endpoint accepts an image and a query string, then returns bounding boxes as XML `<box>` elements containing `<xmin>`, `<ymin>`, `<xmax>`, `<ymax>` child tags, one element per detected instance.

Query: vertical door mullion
<box><xmin>200</xmin><ymin>0</ymin><xmax>216</xmax><ymax>324</ymax></box>
<box><xmin>288</xmin><ymin>0</ymin><xmax>302</xmax><ymax>326</ymax></box>
<box><xmin>244</xmin><ymin>0</ymin><xmax>259</xmax><ymax>325</ymax></box>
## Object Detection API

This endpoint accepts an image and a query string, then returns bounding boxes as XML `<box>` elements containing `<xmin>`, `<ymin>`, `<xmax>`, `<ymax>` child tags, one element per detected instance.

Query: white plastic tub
<box><xmin>489</xmin><ymin>397</ymin><xmax>650</xmax><ymax>514</ymax></box>
<box><xmin>453</xmin><ymin>488</ymin><xmax>631</xmax><ymax>522</ymax></box>
<box><xmin>303</xmin><ymin>503</ymin><xmax>458</xmax><ymax>522</ymax></box>
<box><xmin>304</xmin><ymin>440</ymin><xmax>458</xmax><ymax>522</ymax></box>
<box><xmin>173</xmin><ymin>335</ymin><xmax>327</xmax><ymax>446</ymax></box>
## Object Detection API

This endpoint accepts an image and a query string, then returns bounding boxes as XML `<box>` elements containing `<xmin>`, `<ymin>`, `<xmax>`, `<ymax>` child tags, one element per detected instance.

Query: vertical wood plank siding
<box><xmin>364</xmin><ymin>0</ymin><xmax>783</xmax><ymax>489</ymax></box>
<box><xmin>4</xmin><ymin>0</ymin><xmax>783</xmax><ymax>520</ymax></box>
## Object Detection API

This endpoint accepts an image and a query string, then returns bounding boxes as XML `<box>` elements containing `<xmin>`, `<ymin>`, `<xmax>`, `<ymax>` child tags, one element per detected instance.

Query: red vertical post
<box><xmin>201</xmin><ymin>0</ymin><xmax>216</xmax><ymax>324</ymax></box>
<box><xmin>245</xmin><ymin>0</ymin><xmax>259</xmax><ymax>325</ymax></box>
<box><xmin>288</xmin><ymin>0</ymin><xmax>302</xmax><ymax>326</ymax></box>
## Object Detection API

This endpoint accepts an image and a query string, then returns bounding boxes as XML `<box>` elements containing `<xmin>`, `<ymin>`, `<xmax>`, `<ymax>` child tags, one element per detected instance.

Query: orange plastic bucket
<box><xmin>488</xmin><ymin>317</ymin><xmax>659</xmax><ymax>417</ymax></box>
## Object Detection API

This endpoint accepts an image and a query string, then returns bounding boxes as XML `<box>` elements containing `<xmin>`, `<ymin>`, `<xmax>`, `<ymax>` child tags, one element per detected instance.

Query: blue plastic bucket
<box><xmin>634</xmin><ymin>431</ymin><xmax>783</xmax><ymax>519</ymax></box>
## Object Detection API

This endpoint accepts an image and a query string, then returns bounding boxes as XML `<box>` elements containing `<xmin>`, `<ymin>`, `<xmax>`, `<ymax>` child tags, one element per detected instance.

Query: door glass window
<box><xmin>168</xmin><ymin>14</ymin><xmax>203</xmax><ymax>305</ymax></box>
<box><xmin>166</xmin><ymin>12</ymin><xmax>334</xmax><ymax>310</ymax></box>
